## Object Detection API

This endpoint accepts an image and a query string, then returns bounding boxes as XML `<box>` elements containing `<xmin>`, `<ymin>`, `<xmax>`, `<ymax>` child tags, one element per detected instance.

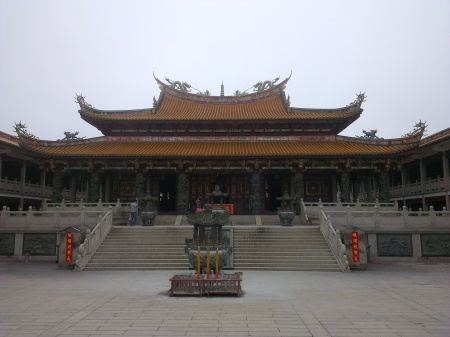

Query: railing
<box><xmin>0</xmin><ymin>206</ymin><xmax>108</xmax><ymax>230</ymax></box>
<box><xmin>0</xmin><ymin>178</ymin><xmax>87</xmax><ymax>200</ymax></box>
<box><xmin>318</xmin><ymin>208</ymin><xmax>350</xmax><ymax>272</ymax></box>
<box><xmin>300</xmin><ymin>198</ymin><xmax>397</xmax><ymax>225</ymax></box>
<box><xmin>75</xmin><ymin>209</ymin><xmax>113</xmax><ymax>271</ymax></box>
<box><xmin>390</xmin><ymin>176</ymin><xmax>450</xmax><ymax>197</ymax></box>
<box><xmin>0</xmin><ymin>178</ymin><xmax>53</xmax><ymax>198</ymax></box>
<box><xmin>44</xmin><ymin>199</ymin><xmax>130</xmax><ymax>215</ymax></box>
<box><xmin>325</xmin><ymin>206</ymin><xmax>450</xmax><ymax>229</ymax></box>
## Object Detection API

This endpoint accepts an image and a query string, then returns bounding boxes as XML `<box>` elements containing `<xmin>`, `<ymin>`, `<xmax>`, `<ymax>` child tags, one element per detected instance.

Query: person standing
<box><xmin>129</xmin><ymin>200</ymin><xmax>139</xmax><ymax>226</ymax></box>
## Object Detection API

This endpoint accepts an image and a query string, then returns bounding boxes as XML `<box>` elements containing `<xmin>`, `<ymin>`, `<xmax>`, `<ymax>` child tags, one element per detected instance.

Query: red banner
<box><xmin>213</xmin><ymin>204</ymin><xmax>234</xmax><ymax>214</ymax></box>
<box><xmin>351</xmin><ymin>231</ymin><xmax>360</xmax><ymax>262</ymax></box>
<box><xmin>66</xmin><ymin>232</ymin><xmax>73</xmax><ymax>262</ymax></box>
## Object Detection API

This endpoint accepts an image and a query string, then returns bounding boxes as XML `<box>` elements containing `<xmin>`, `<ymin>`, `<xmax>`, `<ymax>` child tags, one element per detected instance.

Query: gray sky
<box><xmin>1</xmin><ymin>0</ymin><xmax>449</xmax><ymax>141</ymax></box>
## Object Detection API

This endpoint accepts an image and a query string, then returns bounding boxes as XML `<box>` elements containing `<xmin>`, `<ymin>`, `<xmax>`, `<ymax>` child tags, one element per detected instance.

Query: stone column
<box><xmin>331</xmin><ymin>172</ymin><xmax>337</xmax><ymax>202</ymax></box>
<box><xmin>176</xmin><ymin>172</ymin><xmax>188</xmax><ymax>214</ymax></box>
<box><xmin>40</xmin><ymin>170</ymin><xmax>46</xmax><ymax>209</ymax></box>
<box><xmin>89</xmin><ymin>172</ymin><xmax>100</xmax><ymax>202</ymax></box>
<box><xmin>250</xmin><ymin>172</ymin><xmax>262</xmax><ymax>215</ymax></box>
<box><xmin>339</xmin><ymin>171</ymin><xmax>351</xmax><ymax>202</ymax></box>
<box><xmin>377</xmin><ymin>171</ymin><xmax>390</xmax><ymax>203</ymax></box>
<box><xmin>0</xmin><ymin>154</ymin><xmax>3</xmax><ymax>179</ymax></box>
<box><xmin>401</xmin><ymin>167</ymin><xmax>407</xmax><ymax>208</ymax></box>
<box><xmin>70</xmin><ymin>174</ymin><xmax>77</xmax><ymax>203</ymax></box>
<box><xmin>51</xmin><ymin>172</ymin><xmax>63</xmax><ymax>203</ymax></box>
<box><xmin>420</xmin><ymin>159</ymin><xmax>427</xmax><ymax>210</ymax></box>
<box><xmin>135</xmin><ymin>172</ymin><xmax>145</xmax><ymax>201</ymax></box>
<box><xmin>19</xmin><ymin>160</ymin><xmax>27</xmax><ymax>209</ymax></box>
<box><xmin>293</xmin><ymin>172</ymin><xmax>304</xmax><ymax>215</ymax></box>
<box><xmin>366</xmin><ymin>174</ymin><xmax>373</xmax><ymax>202</ymax></box>
<box><xmin>104</xmin><ymin>174</ymin><xmax>111</xmax><ymax>202</ymax></box>
<box><xmin>442</xmin><ymin>152</ymin><xmax>449</xmax><ymax>210</ymax></box>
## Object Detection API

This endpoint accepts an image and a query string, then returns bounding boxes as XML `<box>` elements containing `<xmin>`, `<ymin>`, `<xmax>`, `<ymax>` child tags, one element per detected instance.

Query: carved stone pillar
<box><xmin>70</xmin><ymin>174</ymin><xmax>77</xmax><ymax>202</ymax></box>
<box><xmin>250</xmin><ymin>172</ymin><xmax>262</xmax><ymax>215</ymax></box>
<box><xmin>89</xmin><ymin>172</ymin><xmax>100</xmax><ymax>202</ymax></box>
<box><xmin>135</xmin><ymin>172</ymin><xmax>145</xmax><ymax>201</ymax></box>
<box><xmin>51</xmin><ymin>172</ymin><xmax>63</xmax><ymax>203</ymax></box>
<box><xmin>339</xmin><ymin>171</ymin><xmax>351</xmax><ymax>202</ymax></box>
<box><xmin>377</xmin><ymin>171</ymin><xmax>390</xmax><ymax>203</ymax></box>
<box><xmin>294</xmin><ymin>172</ymin><xmax>304</xmax><ymax>215</ymax></box>
<box><xmin>176</xmin><ymin>172</ymin><xmax>188</xmax><ymax>214</ymax></box>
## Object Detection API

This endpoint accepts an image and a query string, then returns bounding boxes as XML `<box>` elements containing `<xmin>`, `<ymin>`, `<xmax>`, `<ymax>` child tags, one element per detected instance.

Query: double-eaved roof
<box><xmin>16</xmin><ymin>76</ymin><xmax>425</xmax><ymax>162</ymax></box>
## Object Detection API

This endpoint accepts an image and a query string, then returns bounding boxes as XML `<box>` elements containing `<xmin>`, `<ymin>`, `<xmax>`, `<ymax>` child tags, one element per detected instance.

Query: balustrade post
<box><xmin>402</xmin><ymin>206</ymin><xmax>408</xmax><ymax>226</ymax></box>
<box><xmin>80</xmin><ymin>206</ymin><xmax>86</xmax><ymax>226</ymax></box>
<box><xmin>356</xmin><ymin>198</ymin><xmax>361</xmax><ymax>211</ymax></box>
<box><xmin>374</xmin><ymin>206</ymin><xmax>380</xmax><ymax>228</ymax></box>
<box><xmin>26</xmin><ymin>206</ymin><xmax>33</xmax><ymax>228</ymax></box>
<box><xmin>53</xmin><ymin>206</ymin><xmax>60</xmax><ymax>227</ymax></box>
<box><xmin>345</xmin><ymin>206</ymin><xmax>351</xmax><ymax>226</ymax></box>
<box><xmin>0</xmin><ymin>206</ymin><xmax>7</xmax><ymax>226</ymax></box>
<box><xmin>429</xmin><ymin>206</ymin><xmax>436</xmax><ymax>226</ymax></box>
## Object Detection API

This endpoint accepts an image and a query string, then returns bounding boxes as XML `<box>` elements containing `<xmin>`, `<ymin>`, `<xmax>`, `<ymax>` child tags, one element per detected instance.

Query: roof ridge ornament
<box><xmin>75</xmin><ymin>94</ymin><xmax>94</xmax><ymax>110</ymax></box>
<box><xmin>402</xmin><ymin>120</ymin><xmax>427</xmax><ymax>139</ymax></box>
<box><xmin>165</xmin><ymin>77</ymin><xmax>191</xmax><ymax>92</ymax></box>
<box><xmin>14</xmin><ymin>121</ymin><xmax>38</xmax><ymax>139</ymax></box>
<box><xmin>252</xmin><ymin>76</ymin><xmax>280</xmax><ymax>92</ymax></box>
<box><xmin>356</xmin><ymin>129</ymin><xmax>383</xmax><ymax>140</ymax></box>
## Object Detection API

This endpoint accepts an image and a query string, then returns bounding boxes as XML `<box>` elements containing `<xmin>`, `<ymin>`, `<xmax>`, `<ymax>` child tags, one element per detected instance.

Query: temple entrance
<box><xmin>264</xmin><ymin>174</ymin><xmax>287</xmax><ymax>212</ymax></box>
<box><xmin>159</xmin><ymin>174</ymin><xmax>176</xmax><ymax>212</ymax></box>
<box><xmin>188</xmin><ymin>174</ymin><xmax>251</xmax><ymax>215</ymax></box>
<box><xmin>303</xmin><ymin>174</ymin><xmax>332</xmax><ymax>202</ymax></box>
<box><xmin>111</xmin><ymin>174</ymin><xmax>136</xmax><ymax>202</ymax></box>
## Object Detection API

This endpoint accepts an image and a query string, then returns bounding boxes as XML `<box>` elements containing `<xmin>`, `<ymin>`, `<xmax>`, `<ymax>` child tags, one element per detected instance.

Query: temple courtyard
<box><xmin>0</xmin><ymin>262</ymin><xmax>449</xmax><ymax>337</ymax></box>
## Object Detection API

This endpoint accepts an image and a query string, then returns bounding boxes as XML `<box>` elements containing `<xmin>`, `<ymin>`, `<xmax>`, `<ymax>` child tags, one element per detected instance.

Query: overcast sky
<box><xmin>1</xmin><ymin>0</ymin><xmax>449</xmax><ymax>141</ymax></box>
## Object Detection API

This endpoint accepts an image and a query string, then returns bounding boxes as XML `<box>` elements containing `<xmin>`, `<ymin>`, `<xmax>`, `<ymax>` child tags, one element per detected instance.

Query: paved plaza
<box><xmin>0</xmin><ymin>262</ymin><xmax>449</xmax><ymax>337</ymax></box>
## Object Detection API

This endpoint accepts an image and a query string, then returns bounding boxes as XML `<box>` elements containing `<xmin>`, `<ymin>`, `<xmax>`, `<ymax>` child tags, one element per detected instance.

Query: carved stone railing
<box><xmin>0</xmin><ymin>178</ymin><xmax>88</xmax><ymax>201</ymax></box>
<box><xmin>318</xmin><ymin>208</ymin><xmax>350</xmax><ymax>272</ymax></box>
<box><xmin>300</xmin><ymin>198</ymin><xmax>397</xmax><ymax>225</ymax></box>
<box><xmin>325</xmin><ymin>206</ymin><xmax>449</xmax><ymax>229</ymax></box>
<box><xmin>0</xmin><ymin>178</ymin><xmax>53</xmax><ymax>198</ymax></box>
<box><xmin>44</xmin><ymin>199</ymin><xmax>130</xmax><ymax>215</ymax></box>
<box><xmin>0</xmin><ymin>206</ymin><xmax>108</xmax><ymax>229</ymax></box>
<box><xmin>75</xmin><ymin>209</ymin><xmax>113</xmax><ymax>271</ymax></box>
<box><xmin>390</xmin><ymin>176</ymin><xmax>450</xmax><ymax>198</ymax></box>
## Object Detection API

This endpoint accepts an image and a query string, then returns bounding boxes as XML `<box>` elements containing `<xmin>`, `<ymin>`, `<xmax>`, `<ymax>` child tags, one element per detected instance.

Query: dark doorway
<box><xmin>159</xmin><ymin>174</ymin><xmax>176</xmax><ymax>212</ymax></box>
<box><xmin>265</xmin><ymin>175</ymin><xmax>283</xmax><ymax>212</ymax></box>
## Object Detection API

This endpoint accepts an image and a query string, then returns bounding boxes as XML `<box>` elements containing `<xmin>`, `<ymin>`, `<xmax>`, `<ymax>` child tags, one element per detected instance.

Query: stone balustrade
<box><xmin>0</xmin><ymin>205</ymin><xmax>109</xmax><ymax>230</ymax></box>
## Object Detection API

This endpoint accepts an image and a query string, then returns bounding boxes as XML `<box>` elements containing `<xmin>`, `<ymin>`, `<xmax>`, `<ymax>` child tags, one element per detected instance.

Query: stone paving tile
<box><xmin>1</xmin><ymin>262</ymin><xmax>450</xmax><ymax>337</ymax></box>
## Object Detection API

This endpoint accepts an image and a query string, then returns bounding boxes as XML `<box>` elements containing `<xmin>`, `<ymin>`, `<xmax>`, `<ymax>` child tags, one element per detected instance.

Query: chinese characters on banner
<box><xmin>213</xmin><ymin>204</ymin><xmax>234</xmax><ymax>214</ymax></box>
<box><xmin>66</xmin><ymin>232</ymin><xmax>73</xmax><ymax>262</ymax></box>
<box><xmin>351</xmin><ymin>231</ymin><xmax>360</xmax><ymax>262</ymax></box>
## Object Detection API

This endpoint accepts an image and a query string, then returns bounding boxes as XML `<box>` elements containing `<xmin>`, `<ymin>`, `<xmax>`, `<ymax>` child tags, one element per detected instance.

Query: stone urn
<box><xmin>140</xmin><ymin>193</ymin><xmax>158</xmax><ymax>226</ymax></box>
<box><xmin>276</xmin><ymin>191</ymin><xmax>296</xmax><ymax>226</ymax></box>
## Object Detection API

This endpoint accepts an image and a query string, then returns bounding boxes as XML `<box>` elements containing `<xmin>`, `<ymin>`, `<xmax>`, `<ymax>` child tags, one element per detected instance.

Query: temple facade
<box><xmin>1</xmin><ymin>75</ymin><xmax>448</xmax><ymax>213</ymax></box>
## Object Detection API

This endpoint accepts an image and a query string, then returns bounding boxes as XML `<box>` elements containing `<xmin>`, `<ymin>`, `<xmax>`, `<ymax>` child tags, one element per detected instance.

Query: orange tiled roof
<box><xmin>20</xmin><ymin>136</ymin><xmax>416</xmax><ymax>158</ymax></box>
<box><xmin>80</xmin><ymin>95</ymin><xmax>361</xmax><ymax>121</ymax></box>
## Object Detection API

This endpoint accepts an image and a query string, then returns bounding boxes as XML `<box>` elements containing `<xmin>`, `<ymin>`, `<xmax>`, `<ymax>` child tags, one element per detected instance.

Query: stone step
<box><xmin>234</xmin><ymin>266</ymin><xmax>341</xmax><ymax>271</ymax></box>
<box><xmin>85</xmin><ymin>225</ymin><xmax>342</xmax><ymax>272</ymax></box>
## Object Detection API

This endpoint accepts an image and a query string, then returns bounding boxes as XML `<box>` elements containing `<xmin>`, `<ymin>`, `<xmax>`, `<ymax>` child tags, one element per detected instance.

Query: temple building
<box><xmin>1</xmin><ymin>75</ymin><xmax>449</xmax><ymax>213</ymax></box>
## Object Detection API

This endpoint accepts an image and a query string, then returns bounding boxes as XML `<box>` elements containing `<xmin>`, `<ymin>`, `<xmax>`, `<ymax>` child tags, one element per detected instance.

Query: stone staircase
<box><xmin>233</xmin><ymin>226</ymin><xmax>341</xmax><ymax>271</ymax></box>
<box><xmin>83</xmin><ymin>226</ymin><xmax>192</xmax><ymax>271</ymax></box>
<box><xmin>83</xmin><ymin>224</ymin><xmax>342</xmax><ymax>272</ymax></box>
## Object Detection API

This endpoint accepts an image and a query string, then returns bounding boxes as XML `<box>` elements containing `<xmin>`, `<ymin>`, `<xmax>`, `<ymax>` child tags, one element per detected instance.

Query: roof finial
<box><xmin>220</xmin><ymin>81</ymin><xmax>224</xmax><ymax>97</ymax></box>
